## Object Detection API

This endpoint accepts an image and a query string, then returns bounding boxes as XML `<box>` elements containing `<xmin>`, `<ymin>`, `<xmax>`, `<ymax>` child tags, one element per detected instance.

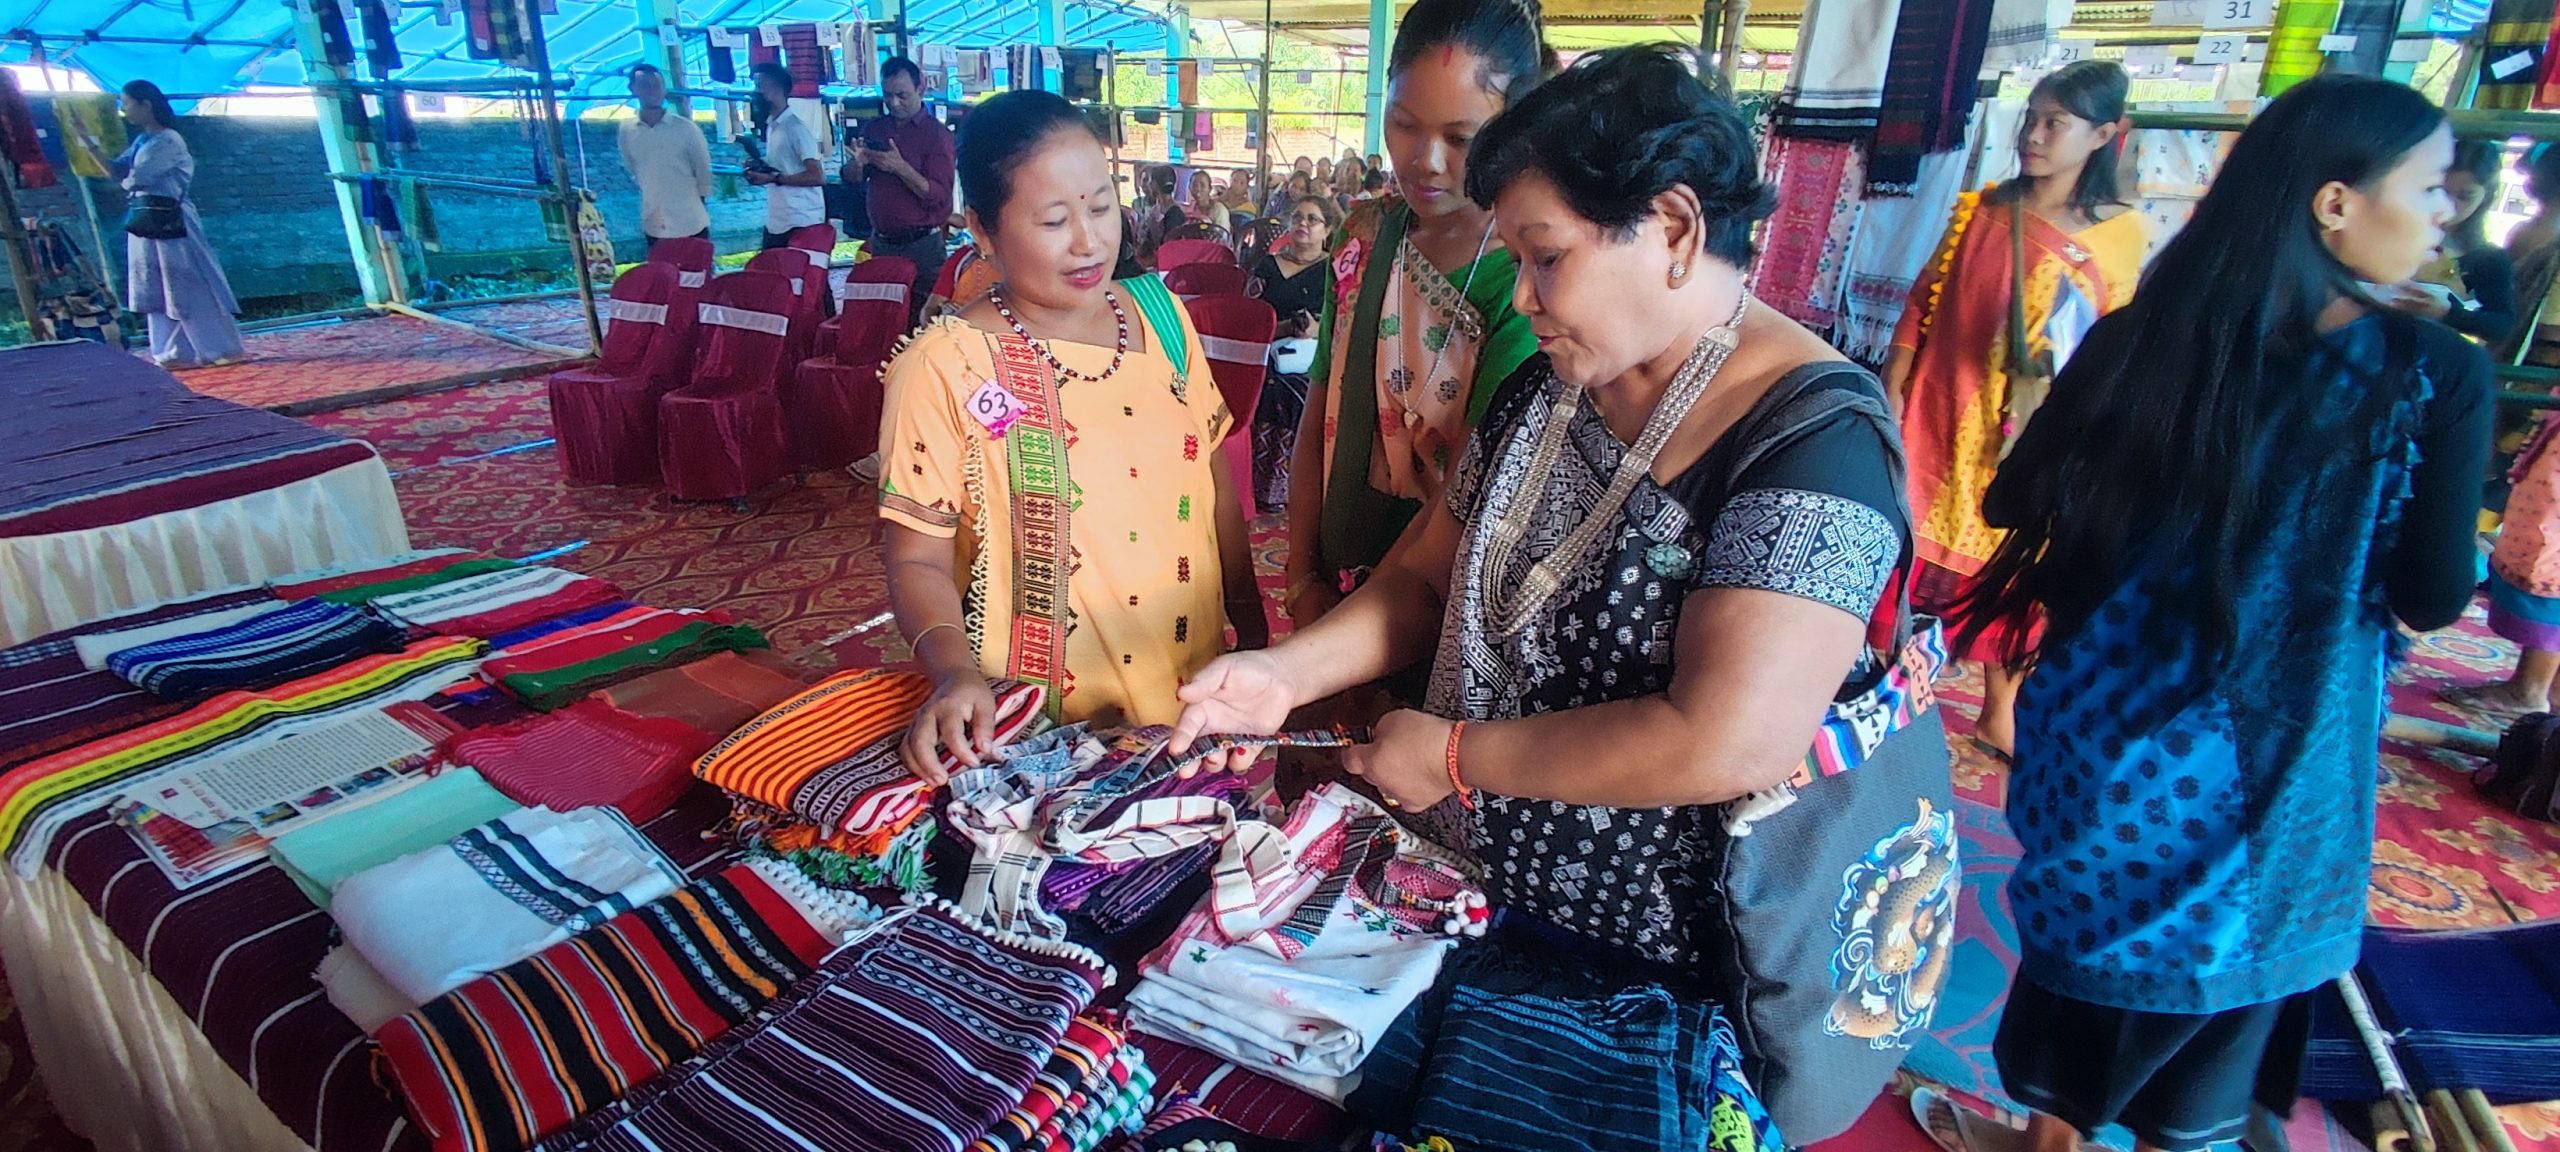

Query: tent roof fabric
<box><xmin>1</xmin><ymin>0</ymin><xmax>1168</xmax><ymax>99</ymax></box>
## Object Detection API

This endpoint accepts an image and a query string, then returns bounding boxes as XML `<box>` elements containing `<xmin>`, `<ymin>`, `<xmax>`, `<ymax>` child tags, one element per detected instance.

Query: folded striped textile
<box><xmin>333</xmin><ymin>804</ymin><xmax>690</xmax><ymax>1005</ymax></box>
<box><xmin>974</xmin><ymin>1015</ymin><xmax>1130</xmax><ymax>1152</ymax></box>
<box><xmin>1123</xmin><ymin>1035</ymin><xmax>1352</xmax><ymax>1144</ymax></box>
<box><xmin>1769</xmin><ymin>0</ymin><xmax>1901</xmax><ymax>140</ymax></box>
<box><xmin>1042</xmin><ymin>750</ymin><xmax>1252</xmax><ymax>934</ymax></box>
<box><xmin>446</xmin><ymin>699</ymin><xmax>709</xmax><ymax>823</ymax></box>
<box><xmin>593</xmin><ymin>649</ymin><xmax>810</xmax><ymax>744</ymax></box>
<box><xmin>1344</xmin><ymin>937</ymin><xmax>1783</xmax><ymax>1152</ymax></box>
<box><xmin>1</xmin><ymin>590</ymin><xmax>276</xmax><ymax>781</ymax></box>
<box><xmin>71</xmin><ymin>601</ymin><xmax>280</xmax><ymax>671</ymax></box>
<box><xmin>1864</xmin><ymin>0</ymin><xmax>1993</xmax><ymax>194</ymax></box>
<box><xmin>540</xmin><ymin>899</ymin><xmax>1110</xmax><ymax>1152</ymax></box>
<box><xmin>482</xmin><ymin>608</ymin><xmax>770</xmax><ymax>711</ymax></box>
<box><xmin>268</xmin><ymin>548</ymin><xmax>494</xmax><ymax>598</ymax></box>
<box><xmin>376</xmin><ymin>860</ymin><xmax>871</xmax><ymax>1152</ymax></box>
<box><xmin>312</xmin><ymin>555</ymin><xmax>525</xmax><ymax>605</ymax></box>
<box><xmin>483</xmin><ymin>600</ymin><xmax>646</xmax><ymax>652</ymax></box>
<box><xmin>104</xmin><ymin>598</ymin><xmax>406</xmax><ymax>699</ymax></box>
<box><xmin>951</xmin><ymin>726</ymin><xmax>1334</xmax><ymax>940</ymax></box>
<box><xmin>1051</xmin><ymin>1047</ymin><xmax>1154</xmax><ymax>1152</ymax></box>
<box><xmin>0</xmin><ymin>636</ymin><xmax>487</xmax><ymax>874</ymax></box>
<box><xmin>369</xmin><ymin>566</ymin><xmax>625</xmax><ymax>638</ymax></box>
<box><xmin>696</xmin><ymin>668</ymin><xmax>1046</xmax><ymax>839</ymax></box>
<box><xmin>1125</xmin><ymin>784</ymin><xmax>1477</xmax><ymax>1103</ymax></box>
<box><xmin>272</xmin><ymin>766</ymin><xmax>522</xmax><ymax>906</ymax></box>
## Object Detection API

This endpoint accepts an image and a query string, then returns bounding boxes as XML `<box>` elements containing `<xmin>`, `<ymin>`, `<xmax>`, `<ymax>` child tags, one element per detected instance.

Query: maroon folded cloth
<box><xmin>1129</xmin><ymin>1032</ymin><xmax>1352</xmax><ymax>1144</ymax></box>
<box><xmin>445</xmin><ymin>698</ymin><xmax>705</xmax><ymax>822</ymax></box>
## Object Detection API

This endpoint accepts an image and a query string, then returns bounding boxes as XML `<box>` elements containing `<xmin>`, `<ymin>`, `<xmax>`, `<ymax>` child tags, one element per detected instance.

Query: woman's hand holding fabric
<box><xmin>901</xmin><ymin>671</ymin><xmax>998</xmax><ymax>785</ymax></box>
<box><xmin>1341</xmin><ymin>709</ymin><xmax>1456</xmax><ymax>811</ymax></box>
<box><xmin>1169</xmin><ymin>650</ymin><xmax>1302</xmax><ymax>774</ymax></box>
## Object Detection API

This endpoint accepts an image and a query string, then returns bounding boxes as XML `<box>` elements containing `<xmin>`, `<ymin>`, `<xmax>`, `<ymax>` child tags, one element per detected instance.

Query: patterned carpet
<box><xmin>436</xmin><ymin>298</ymin><xmax>593</xmax><ymax>354</ymax></box>
<box><xmin>169</xmin><ymin>314</ymin><xmax>562</xmax><ymax>413</ymax></box>
<box><xmin>2</xmin><ymin>374</ymin><xmax>2557</xmax><ymax>1151</ymax></box>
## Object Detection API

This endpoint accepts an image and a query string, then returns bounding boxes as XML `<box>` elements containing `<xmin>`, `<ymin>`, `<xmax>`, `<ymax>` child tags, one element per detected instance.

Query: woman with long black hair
<box><xmin>1918</xmin><ymin>75</ymin><xmax>2488</xmax><ymax>1152</ymax></box>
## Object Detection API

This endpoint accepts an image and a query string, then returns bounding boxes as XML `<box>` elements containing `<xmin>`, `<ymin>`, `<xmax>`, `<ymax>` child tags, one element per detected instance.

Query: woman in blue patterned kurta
<box><xmin>83</xmin><ymin>80</ymin><xmax>245</xmax><ymax>368</ymax></box>
<box><xmin>1939</xmin><ymin>76</ymin><xmax>2492</xmax><ymax>1152</ymax></box>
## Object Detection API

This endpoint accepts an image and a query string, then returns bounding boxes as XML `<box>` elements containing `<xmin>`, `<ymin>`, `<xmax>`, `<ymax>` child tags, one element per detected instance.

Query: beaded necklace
<box><xmin>988</xmin><ymin>286</ymin><xmax>1129</xmax><ymax>383</ymax></box>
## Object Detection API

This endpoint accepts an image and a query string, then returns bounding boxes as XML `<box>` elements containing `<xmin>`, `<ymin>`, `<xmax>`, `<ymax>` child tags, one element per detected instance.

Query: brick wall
<box><xmin>15</xmin><ymin>98</ymin><xmax>781</xmax><ymax>309</ymax></box>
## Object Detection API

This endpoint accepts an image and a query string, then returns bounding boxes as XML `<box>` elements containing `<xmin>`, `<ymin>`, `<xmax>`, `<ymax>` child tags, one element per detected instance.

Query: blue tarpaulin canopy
<box><xmin>0</xmin><ymin>0</ymin><xmax>1168</xmax><ymax>99</ymax></box>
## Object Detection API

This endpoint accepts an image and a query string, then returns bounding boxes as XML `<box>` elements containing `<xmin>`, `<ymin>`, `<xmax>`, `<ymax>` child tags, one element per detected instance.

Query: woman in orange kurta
<box><xmin>1886</xmin><ymin>61</ymin><xmax>2147</xmax><ymax>757</ymax></box>
<box><xmin>879</xmin><ymin>91</ymin><xmax>1268</xmax><ymax>779</ymax></box>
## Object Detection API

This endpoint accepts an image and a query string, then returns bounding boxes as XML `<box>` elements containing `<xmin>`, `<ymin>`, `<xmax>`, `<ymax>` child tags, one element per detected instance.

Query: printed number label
<box><xmin>967</xmin><ymin>379</ymin><xmax>1025</xmax><ymax>438</ymax></box>
<box><xmin>2194</xmin><ymin>34</ymin><xmax>2247</xmax><ymax>63</ymax></box>
<box><xmin>2203</xmin><ymin>0</ymin><xmax>2271</xmax><ymax>28</ymax></box>
<box><xmin>2051</xmin><ymin>40</ymin><xmax>2094</xmax><ymax>62</ymax></box>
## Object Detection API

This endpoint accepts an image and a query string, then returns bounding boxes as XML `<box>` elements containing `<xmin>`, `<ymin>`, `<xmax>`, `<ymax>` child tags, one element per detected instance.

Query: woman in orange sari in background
<box><xmin>1887</xmin><ymin>61</ymin><xmax>2147</xmax><ymax>758</ymax></box>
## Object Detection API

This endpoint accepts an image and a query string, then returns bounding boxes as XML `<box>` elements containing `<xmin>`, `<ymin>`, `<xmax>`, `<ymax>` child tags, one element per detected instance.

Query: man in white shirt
<box><xmin>614</xmin><ymin>64</ymin><xmax>711</xmax><ymax>252</ymax></box>
<box><xmin>746</xmin><ymin>61</ymin><xmax>827</xmax><ymax>249</ymax></box>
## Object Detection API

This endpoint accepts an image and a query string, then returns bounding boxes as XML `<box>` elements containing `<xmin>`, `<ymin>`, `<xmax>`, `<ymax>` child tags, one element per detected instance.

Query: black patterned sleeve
<box><xmin>1690</xmin><ymin>409</ymin><xmax>1907</xmax><ymax>622</ymax></box>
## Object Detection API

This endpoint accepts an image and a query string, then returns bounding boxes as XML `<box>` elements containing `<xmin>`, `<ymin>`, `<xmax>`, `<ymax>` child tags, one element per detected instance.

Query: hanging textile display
<box><xmin>1835</xmin><ymin>134</ymin><xmax>1977</xmax><ymax>364</ymax></box>
<box><xmin>576</xmin><ymin>191</ymin><xmax>617</xmax><ymax>284</ymax></box>
<box><xmin>27</xmin><ymin>219</ymin><xmax>123</xmax><ymax>347</ymax></box>
<box><xmin>1769</xmin><ymin>0</ymin><xmax>1902</xmax><ymax>140</ymax></box>
<box><xmin>781</xmin><ymin>22</ymin><xmax>827</xmax><ymax>97</ymax></box>
<box><xmin>749</xmin><ymin>25</ymin><xmax>782</xmax><ymax>72</ymax></box>
<box><xmin>379</xmin><ymin>87</ymin><xmax>418</xmax><ymax>148</ymax></box>
<box><xmin>2261</xmin><ymin>0</ymin><xmax>2350</xmax><ymax>95</ymax></box>
<box><xmin>57</xmin><ymin>97</ymin><xmax>125</xmax><ymax>180</ymax></box>
<box><xmin>1866</xmin><ymin>0</ymin><xmax>1996</xmax><ymax>193</ymax></box>
<box><xmin>0</xmin><ymin>70</ymin><xmax>57</xmax><ymax>190</ymax></box>
<box><xmin>313</xmin><ymin>0</ymin><xmax>360</xmax><ymax>67</ymax></box>
<box><xmin>704</xmin><ymin>27</ymin><xmax>741</xmax><ymax>82</ymax></box>
<box><xmin>466</xmin><ymin>0</ymin><xmax>532</xmax><ymax>68</ymax></box>
<box><xmin>2128</xmin><ymin>128</ymin><xmax>2231</xmax><ymax>261</ymax></box>
<box><xmin>340</xmin><ymin>92</ymin><xmax>377</xmax><ymax>144</ymax></box>
<box><xmin>1061</xmin><ymin>49</ymin><xmax>1109</xmax><ymax>101</ymax></box>
<box><xmin>1980</xmin><ymin>0</ymin><xmax>2069</xmax><ymax>71</ymax></box>
<box><xmin>838</xmin><ymin>21</ymin><xmax>877</xmax><ymax>87</ymax></box>
<box><xmin>1009</xmin><ymin>45</ymin><xmax>1043</xmax><ymax>91</ymax></box>
<box><xmin>398</xmin><ymin>177</ymin><xmax>441</xmax><ymax>251</ymax></box>
<box><xmin>358</xmin><ymin>0</ymin><xmax>402</xmax><ymax>70</ymax></box>
<box><xmin>1176</xmin><ymin>59</ymin><xmax>1200</xmax><ymax>106</ymax></box>
<box><xmin>1751</xmin><ymin>136</ymin><xmax>1864</xmax><ymax>330</ymax></box>
<box><xmin>2473</xmin><ymin>0</ymin><xmax>2555</xmax><ymax>107</ymax></box>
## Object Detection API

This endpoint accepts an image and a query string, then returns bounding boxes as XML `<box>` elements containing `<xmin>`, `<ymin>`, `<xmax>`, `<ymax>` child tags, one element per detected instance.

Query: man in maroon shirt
<box><xmin>847</xmin><ymin>56</ymin><xmax>954</xmax><ymax>327</ymax></box>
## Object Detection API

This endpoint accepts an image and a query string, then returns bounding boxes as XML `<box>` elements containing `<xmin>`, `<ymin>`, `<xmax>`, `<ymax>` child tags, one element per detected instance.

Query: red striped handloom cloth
<box><xmin>974</xmin><ymin>1015</ymin><xmax>1128</xmax><ymax>1152</ymax></box>
<box><xmin>375</xmin><ymin>859</ymin><xmax>863</xmax><ymax>1152</ymax></box>
<box><xmin>443</xmin><ymin>699</ymin><xmax>709</xmax><ymax>822</ymax></box>
<box><xmin>539</xmin><ymin>900</ymin><xmax>1109</xmax><ymax>1152</ymax></box>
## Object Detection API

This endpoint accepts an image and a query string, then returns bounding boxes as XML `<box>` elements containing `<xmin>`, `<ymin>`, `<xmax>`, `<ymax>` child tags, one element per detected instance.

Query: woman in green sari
<box><xmin>1283</xmin><ymin>0</ymin><xmax>1548</xmax><ymax>628</ymax></box>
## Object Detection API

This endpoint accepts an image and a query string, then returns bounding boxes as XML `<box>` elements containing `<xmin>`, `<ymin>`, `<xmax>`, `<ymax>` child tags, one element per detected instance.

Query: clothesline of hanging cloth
<box><xmin>1770</xmin><ymin>0</ymin><xmax>1902</xmax><ymax>140</ymax></box>
<box><xmin>1865</xmin><ymin>0</ymin><xmax>1996</xmax><ymax>194</ymax></box>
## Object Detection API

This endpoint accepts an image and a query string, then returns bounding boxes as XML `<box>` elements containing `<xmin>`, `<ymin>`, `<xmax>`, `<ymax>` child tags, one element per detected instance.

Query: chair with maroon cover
<box><xmin>1155</xmin><ymin>237</ymin><xmax>1236</xmax><ymax>272</ymax></box>
<box><xmin>658</xmin><ymin>270</ymin><xmax>796</xmax><ymax>503</ymax></box>
<box><xmin>1164</xmin><ymin>262</ymin><xmax>1248</xmax><ymax>299</ymax></box>
<box><xmin>744</xmin><ymin>249</ymin><xmax>825</xmax><ymax>381</ymax></box>
<box><xmin>644</xmin><ymin>235</ymin><xmax>715</xmax><ymax>284</ymax></box>
<box><xmin>779</xmin><ymin>222</ymin><xmax>838</xmax><ymax>316</ymax></box>
<box><xmin>786</xmin><ymin>255</ymin><xmax>916</xmax><ymax>472</ymax></box>
<box><xmin>1183</xmin><ymin>293</ymin><xmax>1277</xmax><ymax>520</ymax></box>
<box><xmin>547</xmin><ymin>263</ymin><xmax>687</xmax><ymax>486</ymax></box>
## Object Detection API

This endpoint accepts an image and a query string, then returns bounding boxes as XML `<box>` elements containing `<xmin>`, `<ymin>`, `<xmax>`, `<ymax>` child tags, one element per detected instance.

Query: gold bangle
<box><xmin>909</xmin><ymin>621</ymin><xmax>965</xmax><ymax>649</ymax></box>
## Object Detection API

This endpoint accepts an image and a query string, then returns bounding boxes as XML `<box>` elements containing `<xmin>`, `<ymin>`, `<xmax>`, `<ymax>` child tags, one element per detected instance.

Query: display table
<box><xmin>0</xmin><ymin>343</ymin><xmax>408</xmax><ymax>646</ymax></box>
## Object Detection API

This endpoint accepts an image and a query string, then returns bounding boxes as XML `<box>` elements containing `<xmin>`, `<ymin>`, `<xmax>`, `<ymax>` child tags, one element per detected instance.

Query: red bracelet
<box><xmin>1445</xmin><ymin>720</ymin><xmax>1476</xmax><ymax>811</ymax></box>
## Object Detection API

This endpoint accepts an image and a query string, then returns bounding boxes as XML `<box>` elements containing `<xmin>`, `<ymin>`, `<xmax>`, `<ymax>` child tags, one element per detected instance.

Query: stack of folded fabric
<box><xmin>70</xmin><ymin>601</ymin><xmax>288</xmax><ymax>672</ymax></box>
<box><xmin>695</xmin><ymin>668</ymin><xmax>1046</xmax><ymax>870</ymax></box>
<box><xmin>0</xmin><ymin>636</ymin><xmax>487</xmax><ymax>873</ymax></box>
<box><xmin>443</xmin><ymin>699</ymin><xmax>711</xmax><ymax>822</ymax></box>
<box><xmin>1124</xmin><ymin>784</ymin><xmax>1481</xmax><ymax>1103</ymax></box>
<box><xmin>102</xmin><ymin>598</ymin><xmax>405</xmax><ymax>698</ymax></box>
<box><xmin>271</xmin><ymin>767</ymin><xmax>523</xmax><ymax>907</ymax></box>
<box><xmin>592</xmin><ymin>649</ymin><xmax>810</xmax><ymax>747</ymax></box>
<box><xmin>976</xmin><ymin>1015</ymin><xmax>1134</xmax><ymax>1152</ymax></box>
<box><xmin>1121</xmin><ymin>1039</ymin><xmax>1353</xmax><ymax>1146</ymax></box>
<box><xmin>375</xmin><ymin>859</ymin><xmax>877</xmax><ymax>1152</ymax></box>
<box><xmin>1054</xmin><ymin>1046</ymin><xmax>1156</xmax><ymax>1152</ymax></box>
<box><xmin>479</xmin><ymin>606</ymin><xmax>769</xmax><ymax>711</ymax></box>
<box><xmin>328</xmin><ymin>805</ymin><xmax>690</xmax><ymax>1010</ymax></box>
<box><xmin>369</xmin><ymin>566</ymin><xmax>626</xmax><ymax>638</ymax></box>
<box><xmin>1042</xmin><ymin>764</ymin><xmax>1256</xmax><ymax>938</ymax></box>
<box><xmin>270</xmin><ymin>548</ymin><xmax>519</xmax><ymax>604</ymax></box>
<box><xmin>538</xmin><ymin>900</ymin><xmax>1112</xmax><ymax>1151</ymax></box>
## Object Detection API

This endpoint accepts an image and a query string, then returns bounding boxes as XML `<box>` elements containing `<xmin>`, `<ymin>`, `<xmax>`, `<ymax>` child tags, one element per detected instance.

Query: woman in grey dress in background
<box><xmin>75</xmin><ymin>80</ymin><xmax>245</xmax><ymax>368</ymax></box>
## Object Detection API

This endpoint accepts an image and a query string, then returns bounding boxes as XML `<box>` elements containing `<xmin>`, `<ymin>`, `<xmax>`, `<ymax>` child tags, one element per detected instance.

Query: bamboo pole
<box><xmin>525</xmin><ymin>13</ymin><xmax>605</xmax><ymax>357</ymax></box>
<box><xmin>0</xmin><ymin>162</ymin><xmax>47</xmax><ymax>343</ymax></box>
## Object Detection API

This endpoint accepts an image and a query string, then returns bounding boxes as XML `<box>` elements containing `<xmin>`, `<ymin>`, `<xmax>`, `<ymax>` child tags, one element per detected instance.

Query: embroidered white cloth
<box><xmin>366</xmin><ymin>565</ymin><xmax>594</xmax><ymax>630</ymax></box>
<box><xmin>1770</xmin><ymin>0</ymin><xmax>1902</xmax><ymax>136</ymax></box>
<box><xmin>1123</xmin><ymin>784</ymin><xmax>1476</xmax><ymax>1103</ymax></box>
<box><xmin>1981</xmin><ymin>0</ymin><xmax>2071</xmax><ymax>71</ymax></box>
<box><xmin>315</xmin><ymin>943</ymin><xmax>411</xmax><ymax>1033</ymax></box>
<box><xmin>1836</xmin><ymin>139</ymin><xmax>1980</xmax><ymax>363</ymax></box>
<box><xmin>329</xmin><ymin>805</ymin><xmax>687</xmax><ymax>1005</ymax></box>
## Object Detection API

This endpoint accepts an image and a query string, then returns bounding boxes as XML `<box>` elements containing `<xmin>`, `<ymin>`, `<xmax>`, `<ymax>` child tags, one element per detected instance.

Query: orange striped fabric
<box><xmin>692</xmin><ymin>668</ymin><xmax>1047</xmax><ymax>838</ymax></box>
